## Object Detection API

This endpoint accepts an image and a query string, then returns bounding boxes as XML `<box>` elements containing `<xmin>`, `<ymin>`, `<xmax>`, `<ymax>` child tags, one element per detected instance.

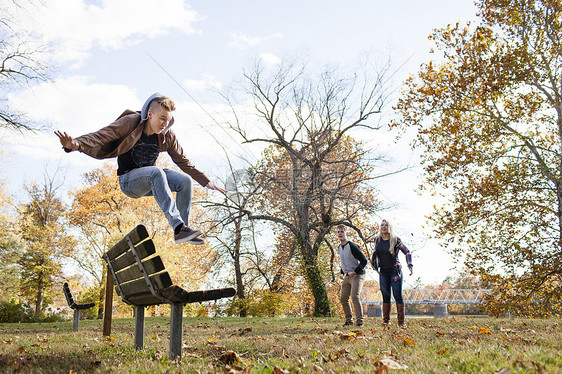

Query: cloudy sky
<box><xmin>1</xmin><ymin>0</ymin><xmax>479</xmax><ymax>287</ymax></box>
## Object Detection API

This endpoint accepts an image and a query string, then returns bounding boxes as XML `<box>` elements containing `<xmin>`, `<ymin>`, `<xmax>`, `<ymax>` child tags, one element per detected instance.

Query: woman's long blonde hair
<box><xmin>376</xmin><ymin>219</ymin><xmax>397</xmax><ymax>254</ymax></box>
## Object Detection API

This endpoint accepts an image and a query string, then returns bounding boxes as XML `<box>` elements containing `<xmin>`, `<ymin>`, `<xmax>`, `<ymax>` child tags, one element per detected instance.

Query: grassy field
<box><xmin>0</xmin><ymin>315</ymin><xmax>559</xmax><ymax>373</ymax></box>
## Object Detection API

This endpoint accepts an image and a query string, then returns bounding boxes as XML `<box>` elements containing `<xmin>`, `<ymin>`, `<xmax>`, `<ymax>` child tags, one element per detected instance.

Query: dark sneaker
<box><xmin>343</xmin><ymin>321</ymin><xmax>353</xmax><ymax>326</ymax></box>
<box><xmin>187</xmin><ymin>236</ymin><xmax>206</xmax><ymax>245</ymax></box>
<box><xmin>174</xmin><ymin>226</ymin><xmax>202</xmax><ymax>244</ymax></box>
<box><xmin>356</xmin><ymin>322</ymin><xmax>363</xmax><ymax>327</ymax></box>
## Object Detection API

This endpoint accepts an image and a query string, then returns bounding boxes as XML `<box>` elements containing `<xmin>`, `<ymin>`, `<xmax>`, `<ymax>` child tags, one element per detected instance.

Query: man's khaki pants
<box><xmin>340</xmin><ymin>273</ymin><xmax>366</xmax><ymax>325</ymax></box>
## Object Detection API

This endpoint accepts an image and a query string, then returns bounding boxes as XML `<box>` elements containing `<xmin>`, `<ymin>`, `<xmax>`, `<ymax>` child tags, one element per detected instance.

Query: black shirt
<box><xmin>117</xmin><ymin>132</ymin><xmax>160</xmax><ymax>175</ymax></box>
<box><xmin>376</xmin><ymin>239</ymin><xmax>394</xmax><ymax>274</ymax></box>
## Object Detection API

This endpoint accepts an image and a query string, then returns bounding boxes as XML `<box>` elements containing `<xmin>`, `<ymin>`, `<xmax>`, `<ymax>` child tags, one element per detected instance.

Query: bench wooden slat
<box><xmin>160</xmin><ymin>285</ymin><xmax>237</xmax><ymax>304</ymax></box>
<box><xmin>110</xmin><ymin>240</ymin><xmax>156</xmax><ymax>272</ymax></box>
<box><xmin>119</xmin><ymin>272</ymin><xmax>173</xmax><ymax>298</ymax></box>
<box><xmin>114</xmin><ymin>256</ymin><xmax>165</xmax><ymax>285</ymax></box>
<box><xmin>126</xmin><ymin>292</ymin><xmax>169</xmax><ymax>306</ymax></box>
<box><xmin>63</xmin><ymin>282</ymin><xmax>95</xmax><ymax>310</ymax></box>
<box><xmin>105</xmin><ymin>225</ymin><xmax>149</xmax><ymax>261</ymax></box>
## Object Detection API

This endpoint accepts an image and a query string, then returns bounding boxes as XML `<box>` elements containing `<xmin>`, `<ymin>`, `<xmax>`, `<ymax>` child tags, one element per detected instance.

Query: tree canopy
<box><xmin>395</xmin><ymin>0</ymin><xmax>562</xmax><ymax>316</ymax></box>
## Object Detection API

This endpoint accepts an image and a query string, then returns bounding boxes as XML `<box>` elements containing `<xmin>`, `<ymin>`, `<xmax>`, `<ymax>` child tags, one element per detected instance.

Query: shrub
<box><xmin>0</xmin><ymin>298</ymin><xmax>31</xmax><ymax>323</ymax></box>
<box><xmin>0</xmin><ymin>298</ymin><xmax>65</xmax><ymax>323</ymax></box>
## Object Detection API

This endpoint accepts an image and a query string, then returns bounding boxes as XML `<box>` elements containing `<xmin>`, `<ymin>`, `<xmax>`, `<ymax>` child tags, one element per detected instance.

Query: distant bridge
<box><xmin>362</xmin><ymin>289</ymin><xmax>492</xmax><ymax>317</ymax></box>
<box><xmin>362</xmin><ymin>288</ymin><xmax>492</xmax><ymax>305</ymax></box>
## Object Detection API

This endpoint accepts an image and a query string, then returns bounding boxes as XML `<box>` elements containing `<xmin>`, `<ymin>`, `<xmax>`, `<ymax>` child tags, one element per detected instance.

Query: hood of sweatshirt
<box><xmin>140</xmin><ymin>92</ymin><xmax>175</xmax><ymax>133</ymax></box>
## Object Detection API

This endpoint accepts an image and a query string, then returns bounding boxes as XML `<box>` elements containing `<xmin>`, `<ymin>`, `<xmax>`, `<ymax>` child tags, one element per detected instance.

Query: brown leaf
<box><xmin>373</xmin><ymin>360</ymin><xmax>389</xmax><ymax>374</ymax></box>
<box><xmin>272</xmin><ymin>366</ymin><xmax>290</xmax><ymax>374</ymax></box>
<box><xmin>219</xmin><ymin>350</ymin><xmax>242</xmax><ymax>366</ymax></box>
<box><xmin>339</xmin><ymin>334</ymin><xmax>354</xmax><ymax>341</ymax></box>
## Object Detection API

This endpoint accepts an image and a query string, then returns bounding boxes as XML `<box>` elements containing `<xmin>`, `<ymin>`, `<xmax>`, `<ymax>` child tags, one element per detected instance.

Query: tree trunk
<box><xmin>556</xmin><ymin>181</ymin><xmax>562</xmax><ymax>252</ymax></box>
<box><xmin>303</xmin><ymin>260</ymin><xmax>331</xmax><ymax>316</ymax></box>
<box><xmin>97</xmin><ymin>269</ymin><xmax>108</xmax><ymax>319</ymax></box>
<box><xmin>35</xmin><ymin>283</ymin><xmax>43</xmax><ymax>316</ymax></box>
<box><xmin>299</xmin><ymin>239</ymin><xmax>331</xmax><ymax>316</ymax></box>
<box><xmin>233</xmin><ymin>220</ymin><xmax>247</xmax><ymax>317</ymax></box>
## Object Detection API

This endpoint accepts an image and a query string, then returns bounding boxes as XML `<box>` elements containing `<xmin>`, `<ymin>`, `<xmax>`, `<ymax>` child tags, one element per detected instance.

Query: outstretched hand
<box><xmin>206</xmin><ymin>181</ymin><xmax>227</xmax><ymax>194</ymax></box>
<box><xmin>54</xmin><ymin>130</ymin><xmax>78</xmax><ymax>150</ymax></box>
<box><xmin>409</xmin><ymin>268</ymin><xmax>413</xmax><ymax>276</ymax></box>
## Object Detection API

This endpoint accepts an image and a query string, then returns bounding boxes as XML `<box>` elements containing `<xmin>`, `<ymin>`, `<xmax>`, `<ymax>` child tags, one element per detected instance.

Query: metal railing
<box><xmin>362</xmin><ymin>288</ymin><xmax>492</xmax><ymax>305</ymax></box>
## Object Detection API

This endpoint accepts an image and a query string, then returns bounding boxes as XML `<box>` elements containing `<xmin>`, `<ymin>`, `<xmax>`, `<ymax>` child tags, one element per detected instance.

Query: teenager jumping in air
<box><xmin>55</xmin><ymin>93</ymin><xmax>226</xmax><ymax>245</ymax></box>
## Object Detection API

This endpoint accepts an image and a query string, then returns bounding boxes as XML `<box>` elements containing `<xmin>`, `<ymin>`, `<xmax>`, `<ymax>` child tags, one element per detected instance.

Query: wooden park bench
<box><xmin>102</xmin><ymin>224</ymin><xmax>236</xmax><ymax>358</ymax></box>
<box><xmin>63</xmin><ymin>282</ymin><xmax>95</xmax><ymax>331</ymax></box>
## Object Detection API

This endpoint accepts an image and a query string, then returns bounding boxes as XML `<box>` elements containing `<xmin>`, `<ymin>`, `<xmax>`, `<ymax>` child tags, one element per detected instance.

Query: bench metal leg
<box><xmin>169</xmin><ymin>303</ymin><xmax>183</xmax><ymax>359</ymax></box>
<box><xmin>134</xmin><ymin>306</ymin><xmax>145</xmax><ymax>350</ymax></box>
<box><xmin>72</xmin><ymin>309</ymin><xmax>80</xmax><ymax>331</ymax></box>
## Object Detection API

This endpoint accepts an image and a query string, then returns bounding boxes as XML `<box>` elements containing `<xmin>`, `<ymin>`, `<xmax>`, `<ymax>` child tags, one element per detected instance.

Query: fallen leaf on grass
<box><xmin>69</xmin><ymin>370</ymin><xmax>77</xmax><ymax>374</ymax></box>
<box><xmin>224</xmin><ymin>364</ymin><xmax>247</xmax><ymax>373</ymax></box>
<box><xmin>495</xmin><ymin>369</ymin><xmax>509</xmax><ymax>374</ymax></box>
<box><xmin>403</xmin><ymin>337</ymin><xmax>415</xmax><ymax>346</ymax></box>
<box><xmin>379</xmin><ymin>357</ymin><xmax>408</xmax><ymax>370</ymax></box>
<box><xmin>272</xmin><ymin>366</ymin><xmax>290</xmax><ymax>374</ymax></box>
<box><xmin>17</xmin><ymin>346</ymin><xmax>25</xmax><ymax>353</ymax></box>
<box><xmin>437</xmin><ymin>348</ymin><xmax>448</xmax><ymax>355</ymax></box>
<box><xmin>219</xmin><ymin>350</ymin><xmax>242</xmax><ymax>366</ymax></box>
<box><xmin>339</xmin><ymin>334</ymin><xmax>355</xmax><ymax>341</ymax></box>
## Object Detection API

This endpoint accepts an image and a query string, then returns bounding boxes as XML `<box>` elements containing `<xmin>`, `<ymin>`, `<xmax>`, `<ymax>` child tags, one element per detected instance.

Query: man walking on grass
<box><xmin>336</xmin><ymin>224</ymin><xmax>368</xmax><ymax>327</ymax></box>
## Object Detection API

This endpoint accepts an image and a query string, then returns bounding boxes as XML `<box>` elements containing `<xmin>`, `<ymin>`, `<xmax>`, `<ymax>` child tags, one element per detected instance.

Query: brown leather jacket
<box><xmin>71</xmin><ymin>109</ymin><xmax>210</xmax><ymax>187</ymax></box>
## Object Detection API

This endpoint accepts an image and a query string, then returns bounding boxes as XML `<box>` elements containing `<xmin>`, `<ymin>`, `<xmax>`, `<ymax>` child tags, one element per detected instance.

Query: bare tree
<box><xmin>1</xmin><ymin>1</ymin><xmax>49</xmax><ymax>131</ymax></box>
<box><xmin>223</xmin><ymin>60</ymin><xmax>392</xmax><ymax>316</ymax></box>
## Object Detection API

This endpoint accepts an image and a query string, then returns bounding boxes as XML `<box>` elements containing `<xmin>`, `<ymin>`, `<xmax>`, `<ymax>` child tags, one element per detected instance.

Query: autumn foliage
<box><xmin>395</xmin><ymin>0</ymin><xmax>562</xmax><ymax>316</ymax></box>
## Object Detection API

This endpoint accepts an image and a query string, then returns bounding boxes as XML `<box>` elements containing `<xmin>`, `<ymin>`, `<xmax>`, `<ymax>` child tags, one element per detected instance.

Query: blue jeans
<box><xmin>379</xmin><ymin>271</ymin><xmax>404</xmax><ymax>304</ymax></box>
<box><xmin>119</xmin><ymin>167</ymin><xmax>192</xmax><ymax>230</ymax></box>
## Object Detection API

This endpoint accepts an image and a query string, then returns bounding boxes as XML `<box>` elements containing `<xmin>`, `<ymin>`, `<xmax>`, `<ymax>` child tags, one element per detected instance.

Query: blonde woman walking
<box><xmin>371</xmin><ymin>219</ymin><xmax>413</xmax><ymax>327</ymax></box>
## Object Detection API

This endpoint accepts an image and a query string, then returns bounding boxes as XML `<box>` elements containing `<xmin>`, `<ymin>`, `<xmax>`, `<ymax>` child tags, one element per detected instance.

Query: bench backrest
<box><xmin>63</xmin><ymin>282</ymin><xmax>95</xmax><ymax>310</ymax></box>
<box><xmin>103</xmin><ymin>225</ymin><xmax>174</xmax><ymax>306</ymax></box>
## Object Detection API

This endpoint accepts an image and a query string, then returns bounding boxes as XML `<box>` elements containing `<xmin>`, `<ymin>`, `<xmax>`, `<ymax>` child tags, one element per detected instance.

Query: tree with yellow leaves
<box><xmin>395</xmin><ymin>0</ymin><xmax>562</xmax><ymax>316</ymax></box>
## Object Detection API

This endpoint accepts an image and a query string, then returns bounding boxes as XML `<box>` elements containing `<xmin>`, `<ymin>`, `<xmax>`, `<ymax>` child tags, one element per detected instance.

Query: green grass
<box><xmin>0</xmin><ymin>316</ymin><xmax>559</xmax><ymax>373</ymax></box>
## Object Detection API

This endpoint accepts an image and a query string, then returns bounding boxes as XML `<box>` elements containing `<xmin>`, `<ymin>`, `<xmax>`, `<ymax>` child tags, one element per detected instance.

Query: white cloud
<box><xmin>8</xmin><ymin>76</ymin><xmax>141</xmax><ymax>132</ymax></box>
<box><xmin>259</xmin><ymin>53</ymin><xmax>282</xmax><ymax>67</ymax></box>
<box><xmin>228</xmin><ymin>31</ymin><xmax>284</xmax><ymax>50</ymax></box>
<box><xmin>184</xmin><ymin>74</ymin><xmax>222</xmax><ymax>91</ymax></box>
<box><xmin>8</xmin><ymin>0</ymin><xmax>203</xmax><ymax>63</ymax></box>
